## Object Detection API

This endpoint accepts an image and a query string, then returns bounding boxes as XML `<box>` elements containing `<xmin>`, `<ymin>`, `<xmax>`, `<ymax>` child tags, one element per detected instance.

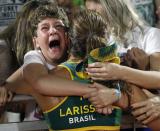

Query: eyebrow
<box><xmin>40</xmin><ymin>21</ymin><xmax>64</xmax><ymax>26</ymax></box>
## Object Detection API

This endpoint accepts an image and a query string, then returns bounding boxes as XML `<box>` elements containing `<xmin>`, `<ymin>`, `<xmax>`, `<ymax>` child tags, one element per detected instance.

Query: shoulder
<box><xmin>142</xmin><ymin>26</ymin><xmax>160</xmax><ymax>54</ymax></box>
<box><xmin>24</xmin><ymin>50</ymin><xmax>40</xmax><ymax>56</ymax></box>
<box><xmin>24</xmin><ymin>50</ymin><xmax>43</xmax><ymax>60</ymax></box>
<box><xmin>24</xmin><ymin>50</ymin><xmax>44</xmax><ymax>66</ymax></box>
<box><xmin>143</xmin><ymin>26</ymin><xmax>160</xmax><ymax>37</ymax></box>
<box><xmin>49</xmin><ymin>66</ymin><xmax>71</xmax><ymax>80</ymax></box>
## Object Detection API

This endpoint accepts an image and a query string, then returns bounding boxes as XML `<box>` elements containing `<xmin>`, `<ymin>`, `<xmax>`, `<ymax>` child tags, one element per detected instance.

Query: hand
<box><xmin>124</xmin><ymin>47</ymin><xmax>149</xmax><ymax>70</ymax></box>
<box><xmin>86</xmin><ymin>62</ymin><xmax>121</xmax><ymax>81</ymax></box>
<box><xmin>0</xmin><ymin>86</ymin><xmax>13</xmax><ymax>107</ymax></box>
<box><xmin>83</xmin><ymin>83</ymin><xmax>119</xmax><ymax>108</ymax></box>
<box><xmin>132</xmin><ymin>90</ymin><xmax>160</xmax><ymax>124</ymax></box>
<box><xmin>96</xmin><ymin>105</ymin><xmax>113</xmax><ymax>115</ymax></box>
<box><xmin>0</xmin><ymin>86</ymin><xmax>10</xmax><ymax>106</ymax></box>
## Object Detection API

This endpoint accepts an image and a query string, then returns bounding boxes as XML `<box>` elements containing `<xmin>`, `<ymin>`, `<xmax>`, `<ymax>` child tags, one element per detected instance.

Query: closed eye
<box><xmin>54</xmin><ymin>24</ymin><xmax>65</xmax><ymax>31</ymax></box>
<box><xmin>41</xmin><ymin>26</ymin><xmax>49</xmax><ymax>31</ymax></box>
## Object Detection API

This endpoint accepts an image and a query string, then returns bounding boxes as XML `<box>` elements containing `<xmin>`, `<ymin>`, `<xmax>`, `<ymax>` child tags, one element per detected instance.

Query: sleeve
<box><xmin>145</xmin><ymin>28</ymin><xmax>160</xmax><ymax>54</ymax></box>
<box><xmin>23</xmin><ymin>50</ymin><xmax>44</xmax><ymax>67</ymax></box>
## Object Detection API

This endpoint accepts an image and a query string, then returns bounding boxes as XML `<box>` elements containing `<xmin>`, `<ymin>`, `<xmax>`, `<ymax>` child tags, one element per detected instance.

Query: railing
<box><xmin>0</xmin><ymin>95</ymin><xmax>48</xmax><ymax>131</ymax></box>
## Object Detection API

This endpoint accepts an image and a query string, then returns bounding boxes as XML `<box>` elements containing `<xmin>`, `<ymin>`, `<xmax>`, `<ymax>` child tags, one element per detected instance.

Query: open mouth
<box><xmin>49</xmin><ymin>40</ymin><xmax>60</xmax><ymax>49</ymax></box>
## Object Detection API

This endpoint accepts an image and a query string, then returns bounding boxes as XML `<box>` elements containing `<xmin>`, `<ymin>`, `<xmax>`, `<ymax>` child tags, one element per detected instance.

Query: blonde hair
<box><xmin>70</xmin><ymin>10</ymin><xmax>107</xmax><ymax>58</ymax></box>
<box><xmin>99</xmin><ymin>0</ymin><xmax>146</xmax><ymax>42</ymax></box>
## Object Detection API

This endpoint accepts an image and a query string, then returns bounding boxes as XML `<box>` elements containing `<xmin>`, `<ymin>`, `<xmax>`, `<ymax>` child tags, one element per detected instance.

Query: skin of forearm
<box><xmin>120</xmin><ymin>66</ymin><xmax>160</xmax><ymax>88</ymax></box>
<box><xmin>23</xmin><ymin>64</ymin><xmax>96</xmax><ymax>97</ymax></box>
<box><xmin>5</xmin><ymin>80</ymin><xmax>32</xmax><ymax>95</ymax></box>
<box><xmin>4</xmin><ymin>67</ymin><xmax>33</xmax><ymax>95</ymax></box>
<box><xmin>150</xmin><ymin>53</ymin><xmax>160</xmax><ymax>71</ymax></box>
<box><xmin>34</xmin><ymin>74</ymin><xmax>95</xmax><ymax>96</ymax></box>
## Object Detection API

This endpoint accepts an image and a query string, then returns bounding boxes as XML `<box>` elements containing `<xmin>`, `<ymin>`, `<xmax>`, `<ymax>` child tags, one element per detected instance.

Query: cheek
<box><xmin>37</xmin><ymin>33</ymin><xmax>49</xmax><ymax>44</ymax></box>
<box><xmin>38</xmin><ymin>31</ymin><xmax>49</xmax><ymax>39</ymax></box>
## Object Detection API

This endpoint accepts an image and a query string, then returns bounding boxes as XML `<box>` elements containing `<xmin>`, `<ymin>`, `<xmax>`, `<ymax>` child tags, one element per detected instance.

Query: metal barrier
<box><xmin>0</xmin><ymin>95</ymin><xmax>48</xmax><ymax>131</ymax></box>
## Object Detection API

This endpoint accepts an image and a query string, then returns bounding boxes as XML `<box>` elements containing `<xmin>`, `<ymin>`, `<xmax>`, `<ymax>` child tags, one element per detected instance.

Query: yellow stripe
<box><xmin>49</xmin><ymin>126</ymin><xmax>120</xmax><ymax>131</ymax></box>
<box><xmin>43</xmin><ymin>97</ymin><xmax>68</xmax><ymax>113</ymax></box>
<box><xmin>112</xmin><ymin>105</ymin><xmax>121</xmax><ymax>109</ymax></box>
<box><xmin>58</xmin><ymin>64</ymin><xmax>74</xmax><ymax>80</ymax></box>
<box><xmin>76</xmin><ymin>71</ymin><xmax>90</xmax><ymax>79</ymax></box>
<box><xmin>105</xmin><ymin>57</ymin><xmax>120</xmax><ymax>64</ymax></box>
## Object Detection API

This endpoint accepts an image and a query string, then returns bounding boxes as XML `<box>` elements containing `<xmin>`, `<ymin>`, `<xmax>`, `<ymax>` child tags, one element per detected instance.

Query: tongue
<box><xmin>49</xmin><ymin>46</ymin><xmax>60</xmax><ymax>53</ymax></box>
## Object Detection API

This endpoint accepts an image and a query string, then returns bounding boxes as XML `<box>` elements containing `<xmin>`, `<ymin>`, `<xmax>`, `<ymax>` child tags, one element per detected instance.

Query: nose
<box><xmin>49</xmin><ymin>27</ymin><xmax>57</xmax><ymax>35</ymax></box>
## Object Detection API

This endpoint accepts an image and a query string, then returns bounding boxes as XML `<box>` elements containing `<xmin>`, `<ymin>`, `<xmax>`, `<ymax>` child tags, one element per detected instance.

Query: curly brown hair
<box><xmin>29</xmin><ymin>3</ymin><xmax>69</xmax><ymax>37</ymax></box>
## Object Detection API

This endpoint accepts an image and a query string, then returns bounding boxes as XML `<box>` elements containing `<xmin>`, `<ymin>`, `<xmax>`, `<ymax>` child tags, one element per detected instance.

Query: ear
<box><xmin>32</xmin><ymin>37</ymin><xmax>40</xmax><ymax>49</ymax></box>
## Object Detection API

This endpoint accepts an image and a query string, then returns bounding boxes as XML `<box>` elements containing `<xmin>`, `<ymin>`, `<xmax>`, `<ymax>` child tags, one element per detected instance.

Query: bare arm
<box><xmin>124</xmin><ymin>52</ymin><xmax>160</xmax><ymax>88</ymax></box>
<box><xmin>87</xmin><ymin>62</ymin><xmax>160</xmax><ymax>88</ymax></box>
<box><xmin>5</xmin><ymin>67</ymin><xmax>33</xmax><ymax>95</ymax></box>
<box><xmin>119</xmin><ymin>65</ymin><xmax>160</xmax><ymax>88</ymax></box>
<box><xmin>22</xmin><ymin>63</ymin><xmax>95</xmax><ymax>96</ymax></box>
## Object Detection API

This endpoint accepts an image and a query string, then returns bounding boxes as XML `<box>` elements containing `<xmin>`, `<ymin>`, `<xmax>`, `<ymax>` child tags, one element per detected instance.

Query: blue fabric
<box><xmin>121</xmin><ymin>128</ymin><xmax>152</xmax><ymax>131</ymax></box>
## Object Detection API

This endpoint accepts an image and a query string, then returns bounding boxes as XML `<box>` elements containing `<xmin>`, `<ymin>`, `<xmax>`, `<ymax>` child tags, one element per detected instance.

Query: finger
<box><xmin>88</xmin><ymin>62</ymin><xmax>103</xmax><ymax>68</ymax></box>
<box><xmin>96</xmin><ymin>108</ymin><xmax>103</xmax><ymax>114</ymax></box>
<box><xmin>136</xmin><ymin>113</ymin><xmax>148</xmax><ymax>122</ymax></box>
<box><xmin>2</xmin><ymin>89</ymin><xmax>7</xmax><ymax>106</ymax></box>
<box><xmin>107</xmin><ymin>106</ymin><xmax>113</xmax><ymax>114</ymax></box>
<box><xmin>0</xmin><ymin>88</ymin><xmax>6</xmax><ymax>106</ymax></box>
<box><xmin>132</xmin><ymin>106</ymin><xmax>149</xmax><ymax>116</ymax></box>
<box><xmin>124</xmin><ymin>51</ymin><xmax>132</xmax><ymax>67</ymax></box>
<box><xmin>86</xmin><ymin>67</ymin><xmax>104</xmax><ymax>73</ymax></box>
<box><xmin>131</xmin><ymin>48</ymin><xmax>140</xmax><ymax>61</ymax></box>
<box><xmin>102</xmin><ymin>107</ymin><xmax>109</xmax><ymax>115</ymax></box>
<box><xmin>142</xmin><ymin>112</ymin><xmax>160</xmax><ymax>124</ymax></box>
<box><xmin>102</xmin><ymin>106</ymin><xmax>113</xmax><ymax>115</ymax></box>
<box><xmin>143</xmin><ymin>116</ymin><xmax>155</xmax><ymax>124</ymax></box>
<box><xmin>132</xmin><ymin>48</ymin><xmax>142</xmax><ymax>56</ymax></box>
<box><xmin>89</xmin><ymin>82</ymin><xmax>107</xmax><ymax>89</ymax></box>
<box><xmin>88</xmin><ymin>72</ymin><xmax>107</xmax><ymax>77</ymax></box>
<box><xmin>128</xmin><ymin>48</ymin><xmax>135</xmax><ymax>59</ymax></box>
<box><xmin>131</xmin><ymin>101</ymin><xmax>148</xmax><ymax>109</ymax></box>
<box><xmin>142</xmin><ymin>89</ymin><xmax>155</xmax><ymax>98</ymax></box>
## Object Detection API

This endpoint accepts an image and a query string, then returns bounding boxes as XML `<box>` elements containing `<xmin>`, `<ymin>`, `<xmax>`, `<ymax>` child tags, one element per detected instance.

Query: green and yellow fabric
<box><xmin>43</xmin><ymin>43</ymin><xmax>122</xmax><ymax>130</ymax></box>
<box><xmin>76</xmin><ymin>43</ymin><xmax>120</xmax><ymax>79</ymax></box>
<box><xmin>43</xmin><ymin>60</ymin><xmax>121</xmax><ymax>131</ymax></box>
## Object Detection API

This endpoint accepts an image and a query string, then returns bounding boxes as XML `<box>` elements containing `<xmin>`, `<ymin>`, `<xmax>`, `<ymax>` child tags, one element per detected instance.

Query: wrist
<box><xmin>113</xmin><ymin>88</ymin><xmax>121</xmax><ymax>102</ymax></box>
<box><xmin>119</xmin><ymin>65</ymin><xmax>130</xmax><ymax>81</ymax></box>
<box><xmin>114</xmin><ymin>64</ymin><xmax>124</xmax><ymax>80</ymax></box>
